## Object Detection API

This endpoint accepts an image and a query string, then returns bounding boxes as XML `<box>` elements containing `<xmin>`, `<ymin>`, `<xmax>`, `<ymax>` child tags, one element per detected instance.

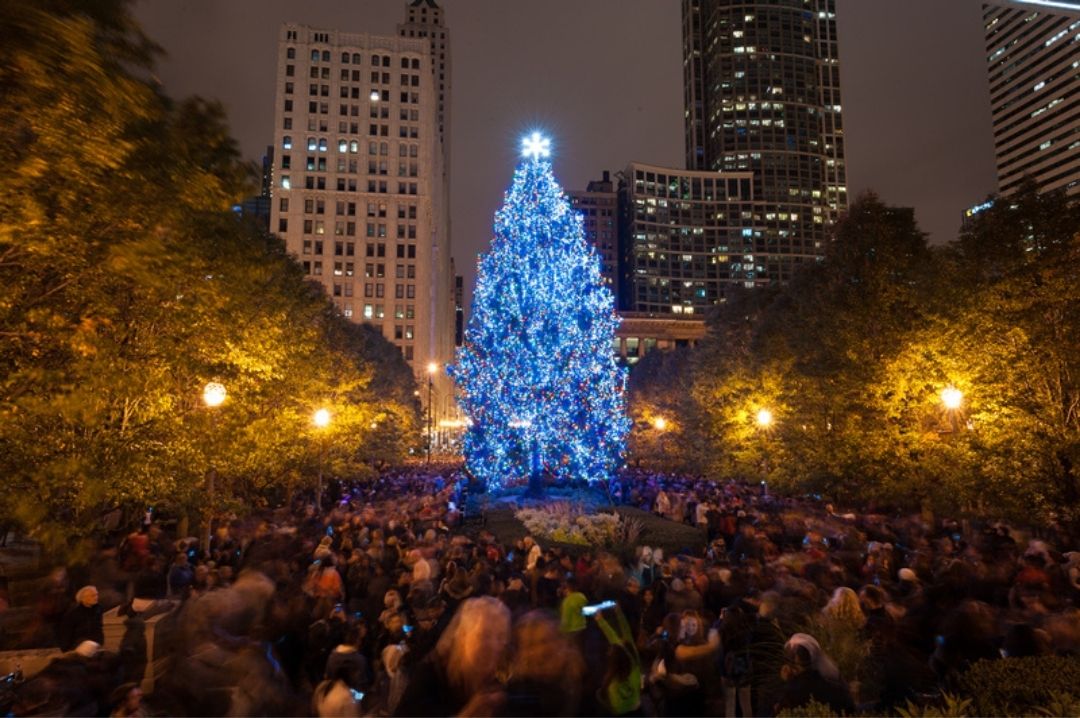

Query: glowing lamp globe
<box><xmin>756</xmin><ymin>408</ymin><xmax>774</xmax><ymax>428</ymax></box>
<box><xmin>941</xmin><ymin>386</ymin><xmax>963</xmax><ymax>410</ymax></box>
<box><xmin>202</xmin><ymin>382</ymin><xmax>226</xmax><ymax>408</ymax></box>
<box><xmin>369</xmin><ymin>90</ymin><xmax>380</xmax><ymax>102</ymax></box>
<box><xmin>653</xmin><ymin>417</ymin><xmax>668</xmax><ymax>431</ymax></box>
<box><xmin>313</xmin><ymin>408</ymin><xmax>332</xmax><ymax>428</ymax></box>
<box><xmin>427</xmin><ymin>362</ymin><xmax>439</xmax><ymax>375</ymax></box>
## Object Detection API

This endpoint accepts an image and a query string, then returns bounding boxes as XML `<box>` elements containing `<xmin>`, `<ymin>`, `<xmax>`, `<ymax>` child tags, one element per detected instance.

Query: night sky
<box><xmin>135</xmin><ymin>0</ymin><xmax>997</xmax><ymax>302</ymax></box>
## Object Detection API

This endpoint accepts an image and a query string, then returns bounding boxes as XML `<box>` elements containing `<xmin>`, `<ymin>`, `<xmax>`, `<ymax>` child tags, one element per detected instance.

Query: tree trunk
<box><xmin>525</xmin><ymin>437</ymin><xmax>545</xmax><ymax>498</ymax></box>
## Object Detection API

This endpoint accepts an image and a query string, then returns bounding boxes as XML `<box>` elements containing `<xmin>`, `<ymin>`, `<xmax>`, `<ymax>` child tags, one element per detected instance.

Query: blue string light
<box><xmin>450</xmin><ymin>134</ymin><xmax>630</xmax><ymax>490</ymax></box>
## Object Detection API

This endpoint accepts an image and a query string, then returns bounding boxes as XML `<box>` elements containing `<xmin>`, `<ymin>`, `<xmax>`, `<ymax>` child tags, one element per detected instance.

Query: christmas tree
<box><xmin>452</xmin><ymin>133</ymin><xmax>629</xmax><ymax>493</ymax></box>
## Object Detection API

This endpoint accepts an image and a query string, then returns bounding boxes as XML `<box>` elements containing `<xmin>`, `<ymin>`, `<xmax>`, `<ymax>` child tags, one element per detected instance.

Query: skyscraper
<box><xmin>398</xmin><ymin>0</ymin><xmax>451</xmax><ymax>155</ymax></box>
<box><xmin>983</xmin><ymin>0</ymin><xmax>1080</xmax><ymax>198</ymax></box>
<box><xmin>567</xmin><ymin>171</ymin><xmax>619</xmax><ymax>289</ymax></box>
<box><xmin>268</xmin><ymin>8</ymin><xmax>455</xmax><ymax>402</ymax></box>
<box><xmin>682</xmin><ymin>0</ymin><xmax>846</xmax><ymax>281</ymax></box>
<box><xmin>618</xmin><ymin>163</ymin><xmax>760</xmax><ymax>316</ymax></box>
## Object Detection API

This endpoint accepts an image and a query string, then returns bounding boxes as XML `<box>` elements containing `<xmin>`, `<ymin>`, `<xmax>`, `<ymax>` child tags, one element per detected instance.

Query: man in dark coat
<box><xmin>58</xmin><ymin>585</ymin><xmax>104</xmax><ymax>651</ymax></box>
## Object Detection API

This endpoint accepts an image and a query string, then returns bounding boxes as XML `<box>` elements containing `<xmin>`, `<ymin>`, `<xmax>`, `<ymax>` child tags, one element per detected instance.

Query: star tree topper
<box><xmin>521</xmin><ymin>131</ymin><xmax>551</xmax><ymax>160</ymax></box>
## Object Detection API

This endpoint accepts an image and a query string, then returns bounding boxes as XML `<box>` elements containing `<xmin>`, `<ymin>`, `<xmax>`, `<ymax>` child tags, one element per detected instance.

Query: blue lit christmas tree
<box><xmin>452</xmin><ymin>133</ymin><xmax>630</xmax><ymax>494</ymax></box>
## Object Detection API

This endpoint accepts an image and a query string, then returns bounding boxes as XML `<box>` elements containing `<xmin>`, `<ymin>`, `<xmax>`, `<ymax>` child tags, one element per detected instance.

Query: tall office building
<box><xmin>236</xmin><ymin>146</ymin><xmax>274</xmax><ymax>231</ymax></box>
<box><xmin>567</xmin><ymin>171</ymin><xmax>619</xmax><ymax>289</ymax></box>
<box><xmin>268</xmin><ymin>10</ymin><xmax>455</xmax><ymax>408</ymax></box>
<box><xmin>398</xmin><ymin>0</ymin><xmax>451</xmax><ymax>154</ymax></box>
<box><xmin>618</xmin><ymin>163</ymin><xmax>760</xmax><ymax>315</ymax></box>
<box><xmin>453</xmin><ymin>271</ymin><xmax>464</xmax><ymax>347</ymax></box>
<box><xmin>398</xmin><ymin>0</ymin><xmax>453</xmax><ymax>299</ymax></box>
<box><xmin>683</xmin><ymin>0</ymin><xmax>846</xmax><ymax>281</ymax></box>
<box><xmin>983</xmin><ymin>0</ymin><xmax>1080</xmax><ymax>198</ymax></box>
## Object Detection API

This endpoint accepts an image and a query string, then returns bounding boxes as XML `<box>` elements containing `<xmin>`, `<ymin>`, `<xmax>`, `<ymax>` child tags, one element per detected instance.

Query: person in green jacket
<box><xmin>558</xmin><ymin>577</ymin><xmax>588</xmax><ymax>635</ymax></box>
<box><xmin>594</xmin><ymin>604</ymin><xmax>642</xmax><ymax>716</ymax></box>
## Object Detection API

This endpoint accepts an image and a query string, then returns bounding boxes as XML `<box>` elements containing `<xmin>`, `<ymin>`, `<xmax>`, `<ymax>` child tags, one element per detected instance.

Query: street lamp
<box><xmin>941</xmin><ymin>386</ymin><xmax>963</xmax><ymax>433</ymax></box>
<box><xmin>313</xmin><ymin>408</ymin><xmax>331</xmax><ymax>510</ymax></box>
<box><xmin>756</xmin><ymin>407</ymin><xmax>773</xmax><ymax>495</ymax></box>
<box><xmin>202</xmin><ymin>382</ymin><xmax>226</xmax><ymax>552</ymax></box>
<box><xmin>652</xmin><ymin>416</ymin><xmax>669</xmax><ymax>469</ymax></box>
<box><xmin>203</xmin><ymin>382</ymin><xmax>226</xmax><ymax>408</ymax></box>
<box><xmin>426</xmin><ymin>362</ymin><xmax>438</xmax><ymax>462</ymax></box>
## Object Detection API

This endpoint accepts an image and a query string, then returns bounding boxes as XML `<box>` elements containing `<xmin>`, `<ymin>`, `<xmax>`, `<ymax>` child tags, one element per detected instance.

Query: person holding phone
<box><xmin>593</xmin><ymin>603</ymin><xmax>642</xmax><ymax>716</ymax></box>
<box><xmin>324</xmin><ymin>623</ymin><xmax>370</xmax><ymax>697</ymax></box>
<box><xmin>313</xmin><ymin>659</ymin><xmax>364</xmax><ymax>717</ymax></box>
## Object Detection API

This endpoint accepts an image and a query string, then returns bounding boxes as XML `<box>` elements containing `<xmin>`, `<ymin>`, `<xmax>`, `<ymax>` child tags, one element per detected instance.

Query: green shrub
<box><xmin>776</xmin><ymin>699</ymin><xmax>840</xmax><ymax>717</ymax></box>
<box><xmin>800</xmin><ymin>615</ymin><xmax>873</xmax><ymax>686</ymax></box>
<box><xmin>960</xmin><ymin>656</ymin><xmax>1080</xmax><ymax>717</ymax></box>
<box><xmin>896</xmin><ymin>692</ymin><xmax>974</xmax><ymax>718</ymax></box>
<box><xmin>1033</xmin><ymin>692</ymin><xmax>1080</xmax><ymax>717</ymax></box>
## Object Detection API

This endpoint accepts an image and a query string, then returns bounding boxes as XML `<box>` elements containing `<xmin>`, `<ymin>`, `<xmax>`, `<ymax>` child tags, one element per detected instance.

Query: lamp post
<box><xmin>201</xmin><ymin>382</ymin><xmax>227</xmax><ymax>553</ymax></box>
<box><xmin>426</xmin><ymin>362</ymin><xmax>438</xmax><ymax>463</ymax></box>
<box><xmin>756</xmin><ymin>408</ymin><xmax>773</xmax><ymax>495</ymax></box>
<box><xmin>313</xmin><ymin>408</ymin><xmax>331</xmax><ymax>511</ymax></box>
<box><xmin>652</xmin><ymin>416</ymin><xmax>668</xmax><ymax>468</ymax></box>
<box><xmin>941</xmin><ymin>385</ymin><xmax>963</xmax><ymax>434</ymax></box>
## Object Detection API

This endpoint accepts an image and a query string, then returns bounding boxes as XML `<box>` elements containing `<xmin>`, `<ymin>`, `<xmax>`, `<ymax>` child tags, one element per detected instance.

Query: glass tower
<box><xmin>682</xmin><ymin>0</ymin><xmax>846</xmax><ymax>280</ymax></box>
<box><xmin>983</xmin><ymin>0</ymin><xmax>1080</xmax><ymax>198</ymax></box>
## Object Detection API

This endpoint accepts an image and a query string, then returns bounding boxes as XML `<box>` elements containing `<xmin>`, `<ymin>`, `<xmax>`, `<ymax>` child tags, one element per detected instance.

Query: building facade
<box><xmin>683</xmin><ymin>0</ymin><xmax>846</xmax><ymax>281</ymax></box>
<box><xmin>983</xmin><ymin>0</ymin><xmax>1080</xmax><ymax>198</ymax></box>
<box><xmin>235</xmin><ymin>146</ymin><xmax>274</xmax><ymax>231</ymax></box>
<box><xmin>453</xmin><ymin>268</ymin><xmax>464</xmax><ymax>347</ymax></box>
<box><xmin>615</xmin><ymin>313</ymin><xmax>707</xmax><ymax>365</ymax></box>
<box><xmin>618</xmin><ymin>163</ymin><xmax>761</xmax><ymax>316</ymax></box>
<box><xmin>567</xmin><ymin>171</ymin><xmax>619</xmax><ymax>289</ymax></box>
<box><xmin>268</xmin><ymin>14</ymin><xmax>456</xmax><ymax>410</ymax></box>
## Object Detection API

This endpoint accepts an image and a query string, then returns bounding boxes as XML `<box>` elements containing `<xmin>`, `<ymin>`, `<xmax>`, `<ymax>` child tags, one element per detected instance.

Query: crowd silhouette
<box><xmin>2</xmin><ymin>466</ymin><xmax>1078</xmax><ymax>716</ymax></box>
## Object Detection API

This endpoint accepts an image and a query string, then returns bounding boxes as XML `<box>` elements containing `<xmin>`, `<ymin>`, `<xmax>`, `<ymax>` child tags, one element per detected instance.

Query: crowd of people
<box><xmin>1</xmin><ymin>465</ymin><xmax>1079</xmax><ymax>717</ymax></box>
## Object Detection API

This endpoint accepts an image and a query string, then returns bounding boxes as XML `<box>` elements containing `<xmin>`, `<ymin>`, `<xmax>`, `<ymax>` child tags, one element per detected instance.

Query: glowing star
<box><xmin>520</xmin><ymin>132</ymin><xmax>551</xmax><ymax>160</ymax></box>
